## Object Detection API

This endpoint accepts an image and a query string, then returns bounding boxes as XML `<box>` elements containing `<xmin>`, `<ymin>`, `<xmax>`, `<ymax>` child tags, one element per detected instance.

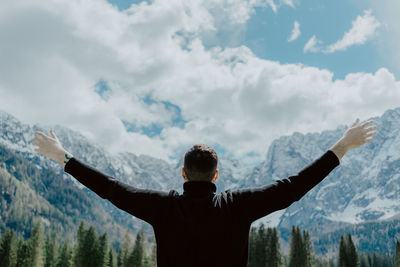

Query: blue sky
<box><xmin>108</xmin><ymin>0</ymin><xmax>393</xmax><ymax>80</ymax></box>
<box><xmin>1</xmin><ymin>0</ymin><xmax>399</xmax><ymax>165</ymax></box>
<box><xmin>243</xmin><ymin>1</ymin><xmax>385</xmax><ymax>80</ymax></box>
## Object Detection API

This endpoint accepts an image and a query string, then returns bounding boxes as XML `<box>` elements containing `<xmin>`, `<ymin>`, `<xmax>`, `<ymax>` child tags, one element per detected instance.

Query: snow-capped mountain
<box><xmin>247</xmin><ymin>107</ymin><xmax>400</xmax><ymax>229</ymax></box>
<box><xmin>0</xmin><ymin>109</ymin><xmax>250</xmax><ymax>196</ymax></box>
<box><xmin>1</xmin><ymin>107</ymin><xmax>400</xmax><ymax>230</ymax></box>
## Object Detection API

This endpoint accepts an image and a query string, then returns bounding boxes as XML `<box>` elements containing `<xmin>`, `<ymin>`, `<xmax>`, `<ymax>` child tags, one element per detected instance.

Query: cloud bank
<box><xmin>0</xmin><ymin>0</ymin><xmax>398</xmax><ymax>165</ymax></box>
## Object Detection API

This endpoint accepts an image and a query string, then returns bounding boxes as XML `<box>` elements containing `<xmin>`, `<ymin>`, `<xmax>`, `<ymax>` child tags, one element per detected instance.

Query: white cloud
<box><xmin>303</xmin><ymin>10</ymin><xmax>381</xmax><ymax>54</ymax></box>
<box><xmin>288</xmin><ymin>20</ymin><xmax>300</xmax><ymax>42</ymax></box>
<box><xmin>280</xmin><ymin>0</ymin><xmax>294</xmax><ymax>8</ymax></box>
<box><xmin>265</xmin><ymin>0</ymin><xmax>294</xmax><ymax>13</ymax></box>
<box><xmin>0</xmin><ymin>0</ymin><xmax>399</xmax><ymax>166</ymax></box>
<box><xmin>324</xmin><ymin>9</ymin><xmax>381</xmax><ymax>53</ymax></box>
<box><xmin>266</xmin><ymin>0</ymin><xmax>278</xmax><ymax>13</ymax></box>
<box><xmin>366</xmin><ymin>0</ymin><xmax>400</xmax><ymax>77</ymax></box>
<box><xmin>303</xmin><ymin>35</ymin><xmax>322</xmax><ymax>53</ymax></box>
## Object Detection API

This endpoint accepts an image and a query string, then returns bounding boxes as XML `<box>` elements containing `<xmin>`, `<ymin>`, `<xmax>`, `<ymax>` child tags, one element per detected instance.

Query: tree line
<box><xmin>248</xmin><ymin>224</ymin><xmax>399</xmax><ymax>267</ymax></box>
<box><xmin>1</xmin><ymin>221</ymin><xmax>399</xmax><ymax>267</ymax></box>
<box><xmin>0</xmin><ymin>221</ymin><xmax>156</xmax><ymax>267</ymax></box>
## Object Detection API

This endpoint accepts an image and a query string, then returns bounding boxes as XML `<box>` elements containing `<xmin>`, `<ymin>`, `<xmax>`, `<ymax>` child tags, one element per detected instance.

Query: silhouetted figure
<box><xmin>33</xmin><ymin>118</ymin><xmax>377</xmax><ymax>267</ymax></box>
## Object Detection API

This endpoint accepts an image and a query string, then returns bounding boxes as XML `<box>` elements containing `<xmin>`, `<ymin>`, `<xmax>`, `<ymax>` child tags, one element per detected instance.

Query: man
<box><xmin>33</xmin><ymin>118</ymin><xmax>377</xmax><ymax>267</ymax></box>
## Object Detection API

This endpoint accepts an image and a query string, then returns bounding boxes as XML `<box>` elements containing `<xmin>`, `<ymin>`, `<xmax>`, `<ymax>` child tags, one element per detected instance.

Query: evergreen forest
<box><xmin>1</xmin><ymin>221</ymin><xmax>399</xmax><ymax>267</ymax></box>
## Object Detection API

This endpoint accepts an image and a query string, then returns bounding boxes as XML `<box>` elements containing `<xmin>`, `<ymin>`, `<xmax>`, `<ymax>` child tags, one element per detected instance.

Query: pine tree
<box><xmin>56</xmin><ymin>240</ymin><xmax>72</xmax><ymax>267</ymax></box>
<box><xmin>0</xmin><ymin>228</ymin><xmax>17</xmax><ymax>267</ymax></box>
<box><xmin>367</xmin><ymin>253</ymin><xmax>373</xmax><ymax>267</ymax></box>
<box><xmin>395</xmin><ymin>240</ymin><xmax>400</xmax><ymax>267</ymax></box>
<box><xmin>338</xmin><ymin>235</ymin><xmax>347</xmax><ymax>267</ymax></box>
<box><xmin>117</xmin><ymin>248</ymin><xmax>123</xmax><ymax>267</ymax></box>
<box><xmin>338</xmin><ymin>234</ymin><xmax>359</xmax><ymax>267</ymax></box>
<box><xmin>289</xmin><ymin>226</ymin><xmax>307</xmax><ymax>267</ymax></box>
<box><xmin>73</xmin><ymin>221</ymin><xmax>86</xmax><ymax>267</ymax></box>
<box><xmin>148</xmin><ymin>236</ymin><xmax>157</xmax><ymax>267</ymax></box>
<box><xmin>107</xmin><ymin>247</ymin><xmax>116</xmax><ymax>267</ymax></box>
<box><xmin>265</xmin><ymin>227</ymin><xmax>273</xmax><ymax>267</ymax></box>
<box><xmin>96</xmin><ymin>232</ymin><xmax>109</xmax><ymax>267</ymax></box>
<box><xmin>44</xmin><ymin>232</ymin><xmax>58</xmax><ymax>267</ymax></box>
<box><xmin>255</xmin><ymin>223</ymin><xmax>268</xmax><ymax>267</ymax></box>
<box><xmin>82</xmin><ymin>225</ymin><xmax>99</xmax><ymax>267</ymax></box>
<box><xmin>28</xmin><ymin>221</ymin><xmax>44</xmax><ymax>267</ymax></box>
<box><xmin>16</xmin><ymin>239</ymin><xmax>30</xmax><ymax>267</ymax></box>
<box><xmin>127</xmin><ymin>229</ymin><xmax>145</xmax><ymax>267</ymax></box>
<box><xmin>142</xmin><ymin>234</ymin><xmax>156</xmax><ymax>267</ymax></box>
<box><xmin>288</xmin><ymin>226</ymin><xmax>298</xmax><ymax>267</ymax></box>
<box><xmin>248</xmin><ymin>227</ymin><xmax>257</xmax><ymax>267</ymax></box>
<box><xmin>346</xmin><ymin>234</ymin><xmax>359</xmax><ymax>267</ymax></box>
<box><xmin>266</xmin><ymin>228</ymin><xmax>282</xmax><ymax>267</ymax></box>
<box><xmin>299</xmin><ymin>228</ymin><xmax>308</xmax><ymax>267</ymax></box>
<box><xmin>303</xmin><ymin>230</ymin><xmax>316</xmax><ymax>267</ymax></box>
<box><xmin>119</xmin><ymin>229</ymin><xmax>131</xmax><ymax>267</ymax></box>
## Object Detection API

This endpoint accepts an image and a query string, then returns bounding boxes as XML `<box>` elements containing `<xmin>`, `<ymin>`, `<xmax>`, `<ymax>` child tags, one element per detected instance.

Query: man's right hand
<box><xmin>330</xmin><ymin>118</ymin><xmax>378</xmax><ymax>160</ymax></box>
<box><xmin>34</xmin><ymin>129</ymin><xmax>73</xmax><ymax>167</ymax></box>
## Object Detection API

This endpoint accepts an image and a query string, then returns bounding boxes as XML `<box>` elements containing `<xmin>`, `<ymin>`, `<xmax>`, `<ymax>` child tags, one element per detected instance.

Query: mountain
<box><xmin>247</xmin><ymin>107</ymin><xmax>400</xmax><ymax>231</ymax></box>
<box><xmin>0</xmin><ymin>141</ymin><xmax>139</xmax><ymax>248</ymax></box>
<box><xmin>0</xmin><ymin>109</ymin><xmax>251</xmax><ymax>247</ymax></box>
<box><xmin>1</xmin><ymin>107</ymin><xmax>400</xmax><ymax>253</ymax></box>
<box><xmin>0</xmin><ymin>110</ymin><xmax>251</xmax><ymax>194</ymax></box>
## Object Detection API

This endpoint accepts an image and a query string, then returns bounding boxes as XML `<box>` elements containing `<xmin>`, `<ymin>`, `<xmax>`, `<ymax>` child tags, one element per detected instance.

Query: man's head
<box><xmin>182</xmin><ymin>144</ymin><xmax>219</xmax><ymax>182</ymax></box>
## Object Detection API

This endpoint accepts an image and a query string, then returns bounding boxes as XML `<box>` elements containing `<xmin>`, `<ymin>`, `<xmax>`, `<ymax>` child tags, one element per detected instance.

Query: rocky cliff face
<box><xmin>245</xmin><ymin>107</ymin><xmax>400</xmax><ymax>229</ymax></box>
<box><xmin>1</xmin><ymin>107</ymin><xmax>400</xmax><ymax>231</ymax></box>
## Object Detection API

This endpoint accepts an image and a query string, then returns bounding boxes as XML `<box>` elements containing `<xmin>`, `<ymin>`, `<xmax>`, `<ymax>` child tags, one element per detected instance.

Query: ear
<box><xmin>212</xmin><ymin>169</ymin><xmax>219</xmax><ymax>182</ymax></box>
<box><xmin>182</xmin><ymin>167</ymin><xmax>187</xmax><ymax>181</ymax></box>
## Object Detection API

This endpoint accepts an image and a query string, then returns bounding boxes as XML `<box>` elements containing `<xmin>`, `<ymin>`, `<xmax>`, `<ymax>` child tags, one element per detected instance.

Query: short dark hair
<box><xmin>184</xmin><ymin>144</ymin><xmax>218</xmax><ymax>182</ymax></box>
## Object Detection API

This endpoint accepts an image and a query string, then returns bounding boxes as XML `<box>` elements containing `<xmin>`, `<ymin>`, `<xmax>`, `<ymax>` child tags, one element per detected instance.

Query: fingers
<box><xmin>35</xmin><ymin>131</ymin><xmax>47</xmax><ymax>139</ymax></box>
<box><xmin>35</xmin><ymin>130</ymin><xmax>58</xmax><ymax>142</ymax></box>
<box><xmin>360</xmin><ymin>120</ymin><xmax>374</xmax><ymax>128</ymax></box>
<box><xmin>351</xmin><ymin>118</ymin><xmax>360</xmax><ymax>127</ymax></box>
<box><xmin>365</xmin><ymin>131</ymin><xmax>377</xmax><ymax>138</ymax></box>
<box><xmin>50</xmin><ymin>129</ymin><xmax>58</xmax><ymax>140</ymax></box>
<box><xmin>365</xmin><ymin>125</ymin><xmax>377</xmax><ymax>131</ymax></box>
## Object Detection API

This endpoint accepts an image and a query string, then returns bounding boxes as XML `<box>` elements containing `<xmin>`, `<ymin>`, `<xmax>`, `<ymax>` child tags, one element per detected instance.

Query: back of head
<box><xmin>184</xmin><ymin>144</ymin><xmax>218</xmax><ymax>182</ymax></box>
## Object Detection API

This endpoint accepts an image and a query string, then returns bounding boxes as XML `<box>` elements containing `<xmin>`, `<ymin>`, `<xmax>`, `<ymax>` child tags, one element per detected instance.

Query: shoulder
<box><xmin>168</xmin><ymin>189</ymin><xmax>180</xmax><ymax>197</ymax></box>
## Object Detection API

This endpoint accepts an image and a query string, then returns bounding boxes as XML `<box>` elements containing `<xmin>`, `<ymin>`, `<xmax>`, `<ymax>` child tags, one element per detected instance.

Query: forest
<box><xmin>1</xmin><ymin>221</ymin><xmax>399</xmax><ymax>267</ymax></box>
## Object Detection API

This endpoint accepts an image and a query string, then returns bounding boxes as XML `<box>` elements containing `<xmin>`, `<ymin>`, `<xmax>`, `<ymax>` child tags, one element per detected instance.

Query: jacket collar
<box><xmin>183</xmin><ymin>181</ymin><xmax>217</xmax><ymax>196</ymax></box>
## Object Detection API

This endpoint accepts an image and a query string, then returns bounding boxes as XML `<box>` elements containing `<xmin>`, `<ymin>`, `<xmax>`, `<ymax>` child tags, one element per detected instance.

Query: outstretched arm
<box><xmin>33</xmin><ymin>129</ymin><xmax>170</xmax><ymax>225</ymax></box>
<box><xmin>231</xmin><ymin>117</ymin><xmax>378</xmax><ymax>223</ymax></box>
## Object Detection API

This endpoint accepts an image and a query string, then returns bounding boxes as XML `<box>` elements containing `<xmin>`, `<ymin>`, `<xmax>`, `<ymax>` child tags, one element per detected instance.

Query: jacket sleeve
<box><xmin>64</xmin><ymin>157</ymin><xmax>170</xmax><ymax>226</ymax></box>
<box><xmin>231</xmin><ymin>149</ymin><xmax>340</xmax><ymax>223</ymax></box>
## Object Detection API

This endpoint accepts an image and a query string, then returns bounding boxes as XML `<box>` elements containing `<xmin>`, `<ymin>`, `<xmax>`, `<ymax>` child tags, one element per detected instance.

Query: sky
<box><xmin>0</xmin><ymin>0</ymin><xmax>399</xmax><ymax>165</ymax></box>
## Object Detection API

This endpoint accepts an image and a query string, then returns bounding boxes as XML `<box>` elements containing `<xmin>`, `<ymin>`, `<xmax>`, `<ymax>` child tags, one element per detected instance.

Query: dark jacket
<box><xmin>64</xmin><ymin>149</ymin><xmax>340</xmax><ymax>267</ymax></box>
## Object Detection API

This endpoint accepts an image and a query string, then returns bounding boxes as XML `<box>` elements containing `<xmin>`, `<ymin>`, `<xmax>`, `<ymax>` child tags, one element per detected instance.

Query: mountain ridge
<box><xmin>1</xmin><ymin>107</ymin><xmax>400</xmax><ymax>250</ymax></box>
